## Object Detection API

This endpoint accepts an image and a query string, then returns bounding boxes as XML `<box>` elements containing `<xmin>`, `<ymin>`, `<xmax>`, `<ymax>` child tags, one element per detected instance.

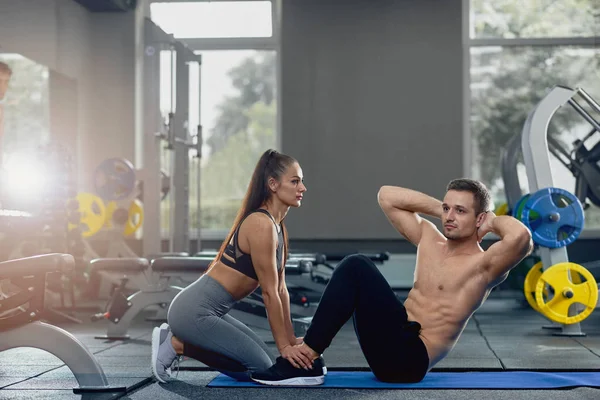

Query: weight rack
<box><xmin>521</xmin><ymin>85</ymin><xmax>600</xmax><ymax>336</ymax></box>
<box><xmin>138</xmin><ymin>18</ymin><xmax>202</xmax><ymax>257</ymax></box>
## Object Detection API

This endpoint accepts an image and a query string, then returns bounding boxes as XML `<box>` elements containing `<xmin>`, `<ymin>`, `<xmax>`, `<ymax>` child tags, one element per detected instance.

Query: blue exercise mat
<box><xmin>208</xmin><ymin>371</ymin><xmax>600</xmax><ymax>389</ymax></box>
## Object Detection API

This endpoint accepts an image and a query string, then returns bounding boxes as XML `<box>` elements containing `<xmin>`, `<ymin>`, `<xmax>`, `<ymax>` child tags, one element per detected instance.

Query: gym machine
<box><xmin>500</xmin><ymin>89</ymin><xmax>600</xmax><ymax>215</ymax></box>
<box><xmin>0</xmin><ymin>254</ymin><xmax>125</xmax><ymax>398</ymax></box>
<box><xmin>518</xmin><ymin>85</ymin><xmax>599</xmax><ymax>336</ymax></box>
<box><xmin>139</xmin><ymin>18</ymin><xmax>202</xmax><ymax>258</ymax></box>
<box><xmin>89</xmin><ymin>256</ymin><xmax>312</xmax><ymax>340</ymax></box>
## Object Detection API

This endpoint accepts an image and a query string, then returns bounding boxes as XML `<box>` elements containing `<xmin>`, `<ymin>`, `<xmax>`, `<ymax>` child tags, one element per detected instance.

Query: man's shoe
<box><xmin>151</xmin><ymin>323</ymin><xmax>179</xmax><ymax>383</ymax></box>
<box><xmin>251</xmin><ymin>356</ymin><xmax>325</xmax><ymax>386</ymax></box>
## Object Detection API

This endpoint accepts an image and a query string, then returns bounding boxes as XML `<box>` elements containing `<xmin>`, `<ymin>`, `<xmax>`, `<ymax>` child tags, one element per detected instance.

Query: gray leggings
<box><xmin>167</xmin><ymin>275</ymin><xmax>274</xmax><ymax>381</ymax></box>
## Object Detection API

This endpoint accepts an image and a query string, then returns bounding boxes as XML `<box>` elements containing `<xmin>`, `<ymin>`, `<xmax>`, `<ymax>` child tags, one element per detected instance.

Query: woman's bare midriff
<box><xmin>206</xmin><ymin>262</ymin><xmax>260</xmax><ymax>301</ymax></box>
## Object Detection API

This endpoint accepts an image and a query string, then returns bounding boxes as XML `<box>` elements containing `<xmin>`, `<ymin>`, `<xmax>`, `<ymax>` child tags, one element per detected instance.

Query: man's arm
<box><xmin>377</xmin><ymin>185</ymin><xmax>443</xmax><ymax>246</ymax></box>
<box><xmin>481</xmin><ymin>215</ymin><xmax>533</xmax><ymax>280</ymax></box>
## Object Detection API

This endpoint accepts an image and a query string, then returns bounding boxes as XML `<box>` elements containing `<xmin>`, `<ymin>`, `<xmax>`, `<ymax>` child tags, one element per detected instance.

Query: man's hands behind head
<box><xmin>477</xmin><ymin>211</ymin><xmax>496</xmax><ymax>242</ymax></box>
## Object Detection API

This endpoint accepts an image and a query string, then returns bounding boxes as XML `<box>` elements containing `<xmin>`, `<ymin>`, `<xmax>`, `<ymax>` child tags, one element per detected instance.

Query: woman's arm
<box><xmin>245</xmin><ymin>214</ymin><xmax>311</xmax><ymax>368</ymax></box>
<box><xmin>278</xmin><ymin>274</ymin><xmax>299</xmax><ymax>345</ymax></box>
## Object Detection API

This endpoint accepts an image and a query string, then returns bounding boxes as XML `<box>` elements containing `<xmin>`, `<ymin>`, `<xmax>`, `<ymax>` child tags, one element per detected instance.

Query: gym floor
<box><xmin>1</xmin><ymin>291</ymin><xmax>599</xmax><ymax>399</ymax></box>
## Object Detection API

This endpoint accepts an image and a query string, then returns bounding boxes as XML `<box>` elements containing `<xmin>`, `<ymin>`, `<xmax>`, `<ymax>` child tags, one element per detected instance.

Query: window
<box><xmin>0</xmin><ymin>54</ymin><xmax>50</xmax><ymax>156</ymax></box>
<box><xmin>150</xmin><ymin>1</ymin><xmax>273</xmax><ymax>38</ymax></box>
<box><xmin>151</xmin><ymin>1</ymin><xmax>279</xmax><ymax>238</ymax></box>
<box><xmin>469</xmin><ymin>0</ymin><xmax>600</xmax><ymax>229</ymax></box>
<box><xmin>470</xmin><ymin>0</ymin><xmax>599</xmax><ymax>38</ymax></box>
<box><xmin>195</xmin><ymin>50</ymin><xmax>277</xmax><ymax>232</ymax></box>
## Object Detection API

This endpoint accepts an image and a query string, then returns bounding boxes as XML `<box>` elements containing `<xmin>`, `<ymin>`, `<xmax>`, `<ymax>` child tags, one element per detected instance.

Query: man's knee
<box><xmin>334</xmin><ymin>254</ymin><xmax>377</xmax><ymax>277</ymax></box>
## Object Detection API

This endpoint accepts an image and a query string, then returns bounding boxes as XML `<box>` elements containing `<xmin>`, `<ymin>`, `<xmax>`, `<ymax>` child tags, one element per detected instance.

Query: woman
<box><xmin>151</xmin><ymin>149</ymin><xmax>312</xmax><ymax>383</ymax></box>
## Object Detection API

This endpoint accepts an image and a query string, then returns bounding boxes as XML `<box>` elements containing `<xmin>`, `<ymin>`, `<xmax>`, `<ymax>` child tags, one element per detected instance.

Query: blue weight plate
<box><xmin>512</xmin><ymin>194</ymin><xmax>530</xmax><ymax>221</ymax></box>
<box><xmin>521</xmin><ymin>187</ymin><xmax>584</xmax><ymax>248</ymax></box>
<box><xmin>94</xmin><ymin>158</ymin><xmax>137</xmax><ymax>201</ymax></box>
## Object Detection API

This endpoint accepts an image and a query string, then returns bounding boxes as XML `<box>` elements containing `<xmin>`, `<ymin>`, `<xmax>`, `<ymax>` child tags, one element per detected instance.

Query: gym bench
<box><xmin>90</xmin><ymin>256</ymin><xmax>313</xmax><ymax>340</ymax></box>
<box><xmin>0</xmin><ymin>254</ymin><xmax>125</xmax><ymax>398</ymax></box>
<box><xmin>89</xmin><ymin>257</ymin><xmax>211</xmax><ymax>340</ymax></box>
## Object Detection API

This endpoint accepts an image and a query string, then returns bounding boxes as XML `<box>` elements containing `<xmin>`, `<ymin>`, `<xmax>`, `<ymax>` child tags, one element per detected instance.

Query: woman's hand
<box><xmin>280</xmin><ymin>344</ymin><xmax>314</xmax><ymax>370</ymax></box>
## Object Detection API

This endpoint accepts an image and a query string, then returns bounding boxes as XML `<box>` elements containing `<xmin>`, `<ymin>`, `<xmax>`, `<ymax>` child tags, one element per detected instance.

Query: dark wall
<box><xmin>280</xmin><ymin>0</ymin><xmax>466</xmax><ymax>239</ymax></box>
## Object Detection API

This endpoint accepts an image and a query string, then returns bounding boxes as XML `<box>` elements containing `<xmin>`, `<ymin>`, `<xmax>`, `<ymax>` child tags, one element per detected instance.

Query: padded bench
<box><xmin>0</xmin><ymin>254</ymin><xmax>125</xmax><ymax>396</ymax></box>
<box><xmin>92</xmin><ymin>257</ymin><xmax>212</xmax><ymax>340</ymax></box>
<box><xmin>146</xmin><ymin>252</ymin><xmax>190</xmax><ymax>260</ymax></box>
<box><xmin>89</xmin><ymin>257</ymin><xmax>149</xmax><ymax>273</ymax></box>
<box><xmin>88</xmin><ymin>258</ymin><xmax>151</xmax><ymax>299</ymax></box>
<box><xmin>151</xmin><ymin>256</ymin><xmax>212</xmax><ymax>273</ymax></box>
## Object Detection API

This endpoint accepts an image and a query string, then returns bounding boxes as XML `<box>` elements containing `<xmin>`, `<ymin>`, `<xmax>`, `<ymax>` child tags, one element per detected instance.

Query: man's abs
<box><xmin>404</xmin><ymin>285</ymin><xmax>487</xmax><ymax>368</ymax></box>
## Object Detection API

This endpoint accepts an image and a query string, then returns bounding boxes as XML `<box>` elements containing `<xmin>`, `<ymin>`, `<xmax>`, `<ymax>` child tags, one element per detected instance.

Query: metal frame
<box><xmin>465</xmin><ymin>0</ymin><xmax>600</xmax><ymax>237</ymax></box>
<box><xmin>147</xmin><ymin>0</ymin><xmax>280</xmax><ymax>243</ymax></box>
<box><xmin>461</xmin><ymin>0</ymin><xmax>471</xmax><ymax>178</ymax></box>
<box><xmin>521</xmin><ymin>85</ymin><xmax>588</xmax><ymax>336</ymax></box>
<box><xmin>139</xmin><ymin>19</ymin><xmax>173</xmax><ymax>256</ymax></box>
<box><xmin>500</xmin><ymin>132</ymin><xmax>524</xmax><ymax>210</ymax></box>
<box><xmin>470</xmin><ymin>37</ymin><xmax>600</xmax><ymax>47</ymax></box>
<box><xmin>0</xmin><ymin>321</ymin><xmax>122</xmax><ymax>394</ymax></box>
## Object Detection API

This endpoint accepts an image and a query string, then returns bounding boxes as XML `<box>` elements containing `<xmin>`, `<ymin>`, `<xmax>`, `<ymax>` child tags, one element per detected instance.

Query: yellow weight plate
<box><xmin>535</xmin><ymin>262</ymin><xmax>598</xmax><ymax>325</ymax></box>
<box><xmin>495</xmin><ymin>202</ymin><xmax>510</xmax><ymax>216</ymax></box>
<box><xmin>68</xmin><ymin>193</ymin><xmax>106</xmax><ymax>238</ymax></box>
<box><xmin>524</xmin><ymin>262</ymin><xmax>545</xmax><ymax>313</ymax></box>
<box><xmin>124</xmin><ymin>199</ymin><xmax>144</xmax><ymax>236</ymax></box>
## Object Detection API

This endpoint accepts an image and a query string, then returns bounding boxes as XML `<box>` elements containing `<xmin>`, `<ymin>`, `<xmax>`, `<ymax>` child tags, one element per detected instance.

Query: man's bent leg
<box><xmin>303</xmin><ymin>254</ymin><xmax>408</xmax><ymax>355</ymax></box>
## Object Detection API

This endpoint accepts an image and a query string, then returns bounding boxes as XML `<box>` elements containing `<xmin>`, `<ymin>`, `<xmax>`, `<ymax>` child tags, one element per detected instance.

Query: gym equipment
<box><xmin>511</xmin><ymin>194</ymin><xmax>530</xmax><ymax>220</ymax></box>
<box><xmin>94</xmin><ymin>157</ymin><xmax>137</xmax><ymax>201</ymax></box>
<box><xmin>208</xmin><ymin>371</ymin><xmax>600</xmax><ymax>389</ymax></box>
<box><xmin>136</xmin><ymin>170</ymin><xmax>171</xmax><ymax>202</ymax></box>
<box><xmin>521</xmin><ymin>187</ymin><xmax>584</xmax><ymax>248</ymax></box>
<box><xmin>89</xmin><ymin>257</ymin><xmax>184</xmax><ymax>340</ymax></box>
<box><xmin>494</xmin><ymin>202</ymin><xmax>510</xmax><ymax>216</ymax></box>
<box><xmin>0</xmin><ymin>254</ymin><xmax>126</xmax><ymax>397</ymax></box>
<box><xmin>520</xmin><ymin>85</ymin><xmax>600</xmax><ymax>336</ymax></box>
<box><xmin>501</xmin><ymin>88</ymin><xmax>600</xmax><ymax>212</ymax></box>
<box><xmin>68</xmin><ymin>192</ymin><xmax>107</xmax><ymax>238</ymax></box>
<box><xmin>523</xmin><ymin>261</ymin><xmax>545</xmax><ymax>313</ymax></box>
<box><xmin>535</xmin><ymin>262</ymin><xmax>598</xmax><ymax>325</ymax></box>
<box><xmin>89</xmin><ymin>256</ymin><xmax>313</xmax><ymax>340</ymax></box>
<box><xmin>105</xmin><ymin>198</ymin><xmax>145</xmax><ymax>236</ymax></box>
<box><xmin>140</xmin><ymin>18</ymin><xmax>203</xmax><ymax>257</ymax></box>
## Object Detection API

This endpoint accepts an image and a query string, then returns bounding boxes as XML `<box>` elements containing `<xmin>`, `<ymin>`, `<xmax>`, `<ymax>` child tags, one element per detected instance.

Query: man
<box><xmin>250</xmin><ymin>178</ymin><xmax>533</xmax><ymax>385</ymax></box>
<box><xmin>0</xmin><ymin>61</ymin><xmax>12</xmax><ymax>163</ymax></box>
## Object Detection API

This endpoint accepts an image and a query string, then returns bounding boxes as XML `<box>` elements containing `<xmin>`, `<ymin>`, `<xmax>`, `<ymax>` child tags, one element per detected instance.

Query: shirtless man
<box><xmin>251</xmin><ymin>178</ymin><xmax>533</xmax><ymax>385</ymax></box>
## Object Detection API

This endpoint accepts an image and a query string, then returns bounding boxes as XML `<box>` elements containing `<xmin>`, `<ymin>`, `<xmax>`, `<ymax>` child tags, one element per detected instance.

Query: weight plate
<box><xmin>94</xmin><ymin>158</ymin><xmax>137</xmax><ymax>201</ymax></box>
<box><xmin>512</xmin><ymin>194</ymin><xmax>530</xmax><ymax>221</ymax></box>
<box><xmin>535</xmin><ymin>262</ymin><xmax>598</xmax><ymax>325</ymax></box>
<box><xmin>495</xmin><ymin>202</ymin><xmax>510</xmax><ymax>216</ymax></box>
<box><xmin>524</xmin><ymin>261</ymin><xmax>545</xmax><ymax>313</ymax></box>
<box><xmin>124</xmin><ymin>199</ymin><xmax>144</xmax><ymax>236</ymax></box>
<box><xmin>67</xmin><ymin>193</ymin><xmax>106</xmax><ymax>238</ymax></box>
<box><xmin>522</xmin><ymin>187</ymin><xmax>585</xmax><ymax>248</ymax></box>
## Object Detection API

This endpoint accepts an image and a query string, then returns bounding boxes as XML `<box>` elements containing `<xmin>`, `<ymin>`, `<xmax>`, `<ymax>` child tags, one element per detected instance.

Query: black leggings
<box><xmin>303</xmin><ymin>254</ymin><xmax>429</xmax><ymax>383</ymax></box>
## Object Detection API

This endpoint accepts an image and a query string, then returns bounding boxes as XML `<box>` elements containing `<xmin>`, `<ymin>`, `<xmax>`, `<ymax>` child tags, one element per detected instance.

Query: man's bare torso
<box><xmin>404</xmin><ymin>225</ymin><xmax>508</xmax><ymax>369</ymax></box>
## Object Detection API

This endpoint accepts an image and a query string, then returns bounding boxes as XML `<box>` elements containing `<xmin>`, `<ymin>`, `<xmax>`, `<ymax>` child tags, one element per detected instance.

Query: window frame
<box><xmin>464</xmin><ymin>0</ymin><xmax>600</xmax><ymax>236</ymax></box>
<box><xmin>151</xmin><ymin>0</ymin><xmax>281</xmax><ymax>241</ymax></box>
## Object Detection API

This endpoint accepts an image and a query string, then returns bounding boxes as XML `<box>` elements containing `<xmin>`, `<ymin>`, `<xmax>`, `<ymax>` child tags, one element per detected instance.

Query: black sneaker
<box><xmin>251</xmin><ymin>356</ymin><xmax>326</xmax><ymax>386</ymax></box>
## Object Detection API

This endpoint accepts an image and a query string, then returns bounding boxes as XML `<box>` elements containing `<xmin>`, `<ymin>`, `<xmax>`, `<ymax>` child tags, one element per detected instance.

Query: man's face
<box><xmin>0</xmin><ymin>71</ymin><xmax>11</xmax><ymax>101</ymax></box>
<box><xmin>441</xmin><ymin>190</ymin><xmax>483</xmax><ymax>241</ymax></box>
